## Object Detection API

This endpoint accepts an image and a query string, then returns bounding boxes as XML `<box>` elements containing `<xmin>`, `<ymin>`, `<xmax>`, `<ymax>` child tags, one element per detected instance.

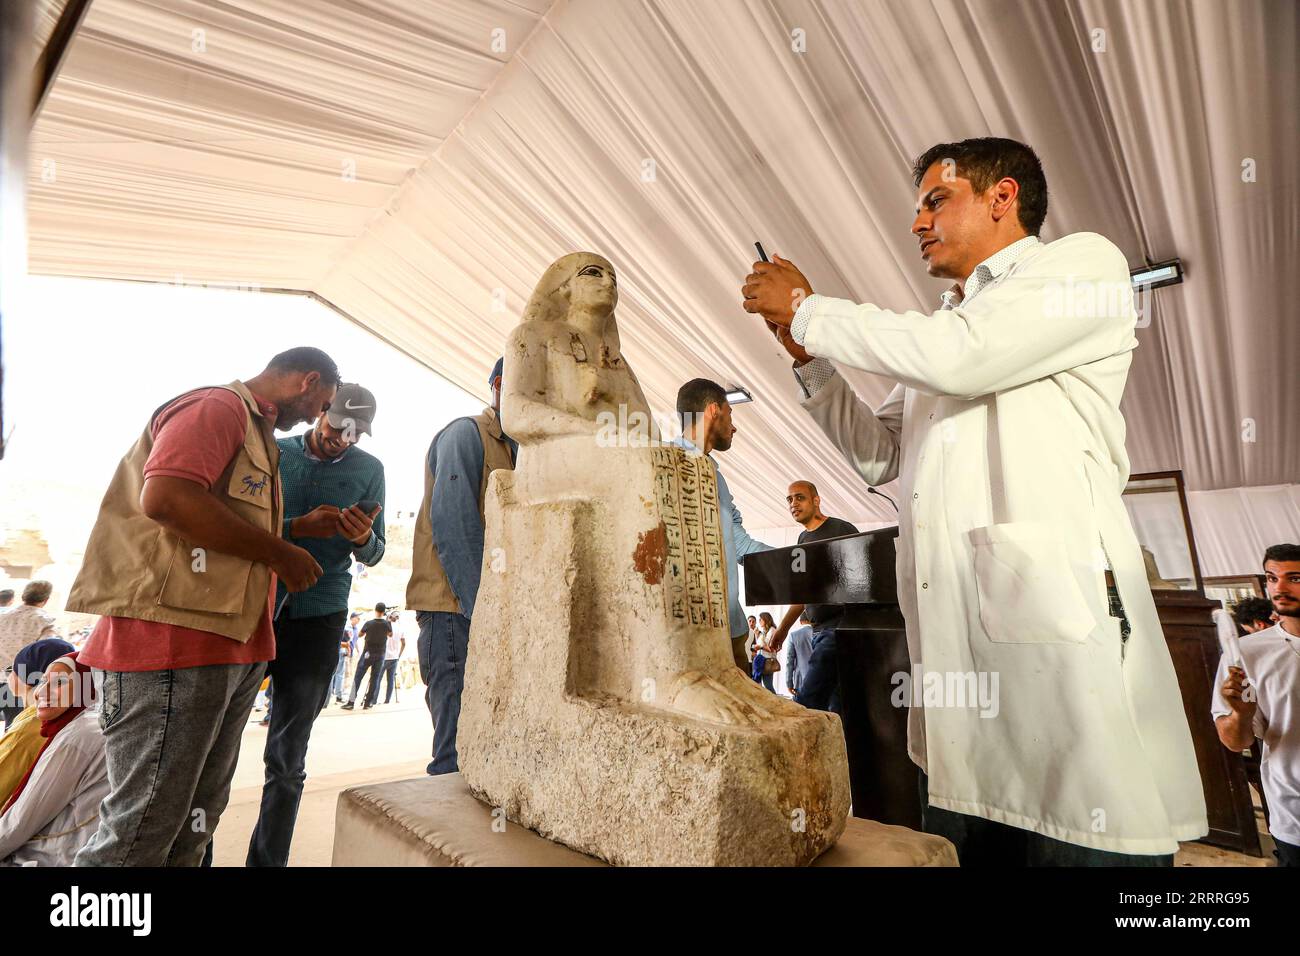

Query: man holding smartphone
<box><xmin>246</xmin><ymin>382</ymin><xmax>386</xmax><ymax>867</ymax></box>
<box><xmin>742</xmin><ymin>137</ymin><xmax>1205</xmax><ymax>864</ymax></box>
<box><xmin>69</xmin><ymin>347</ymin><xmax>336</xmax><ymax>867</ymax></box>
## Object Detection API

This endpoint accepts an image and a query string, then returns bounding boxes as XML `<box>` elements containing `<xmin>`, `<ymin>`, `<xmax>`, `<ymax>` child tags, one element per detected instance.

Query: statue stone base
<box><xmin>458</xmin><ymin>439</ymin><xmax>851</xmax><ymax>866</ymax></box>
<box><xmin>332</xmin><ymin>774</ymin><xmax>959</xmax><ymax>867</ymax></box>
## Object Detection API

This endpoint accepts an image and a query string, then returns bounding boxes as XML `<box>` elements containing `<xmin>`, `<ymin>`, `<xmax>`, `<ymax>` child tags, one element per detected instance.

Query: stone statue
<box><xmin>457</xmin><ymin>252</ymin><xmax>850</xmax><ymax>866</ymax></box>
<box><xmin>499</xmin><ymin>252</ymin><xmax>652</xmax><ymax>443</ymax></box>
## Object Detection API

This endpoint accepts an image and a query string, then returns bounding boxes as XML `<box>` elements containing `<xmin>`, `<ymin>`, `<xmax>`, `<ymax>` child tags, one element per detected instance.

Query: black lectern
<box><xmin>743</xmin><ymin>527</ymin><xmax>921</xmax><ymax>829</ymax></box>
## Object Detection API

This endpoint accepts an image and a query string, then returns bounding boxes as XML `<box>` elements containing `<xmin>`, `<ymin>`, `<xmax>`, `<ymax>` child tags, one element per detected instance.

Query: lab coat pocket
<box><xmin>969</xmin><ymin>522</ymin><xmax>1095</xmax><ymax>645</ymax></box>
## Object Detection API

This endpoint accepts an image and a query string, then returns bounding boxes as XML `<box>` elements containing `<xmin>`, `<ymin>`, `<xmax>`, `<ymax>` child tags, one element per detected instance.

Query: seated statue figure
<box><xmin>456</xmin><ymin>252</ymin><xmax>850</xmax><ymax>866</ymax></box>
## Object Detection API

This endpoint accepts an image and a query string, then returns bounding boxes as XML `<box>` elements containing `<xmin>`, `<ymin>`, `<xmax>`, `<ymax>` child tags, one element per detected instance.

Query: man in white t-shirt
<box><xmin>1212</xmin><ymin>543</ymin><xmax>1300</xmax><ymax>867</ymax></box>
<box><xmin>382</xmin><ymin>611</ymin><xmax>406</xmax><ymax>705</ymax></box>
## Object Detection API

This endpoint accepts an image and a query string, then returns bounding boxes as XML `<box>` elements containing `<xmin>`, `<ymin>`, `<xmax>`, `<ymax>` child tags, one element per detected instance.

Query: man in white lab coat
<box><xmin>742</xmin><ymin>136</ymin><xmax>1206</xmax><ymax>865</ymax></box>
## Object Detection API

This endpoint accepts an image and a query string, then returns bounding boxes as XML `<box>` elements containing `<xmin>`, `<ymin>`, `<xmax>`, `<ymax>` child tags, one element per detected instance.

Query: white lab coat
<box><xmin>799</xmin><ymin>232</ymin><xmax>1207</xmax><ymax>853</ymax></box>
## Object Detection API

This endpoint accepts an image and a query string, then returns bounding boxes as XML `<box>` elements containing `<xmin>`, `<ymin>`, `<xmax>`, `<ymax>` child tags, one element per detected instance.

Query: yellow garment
<box><xmin>0</xmin><ymin>707</ymin><xmax>45</xmax><ymax>810</ymax></box>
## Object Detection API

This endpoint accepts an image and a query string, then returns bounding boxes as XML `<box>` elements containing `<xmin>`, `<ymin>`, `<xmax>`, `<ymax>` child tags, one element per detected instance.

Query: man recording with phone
<box><xmin>246</xmin><ymin>382</ymin><xmax>386</xmax><ymax>867</ymax></box>
<box><xmin>741</xmin><ymin>137</ymin><xmax>1206</xmax><ymax>865</ymax></box>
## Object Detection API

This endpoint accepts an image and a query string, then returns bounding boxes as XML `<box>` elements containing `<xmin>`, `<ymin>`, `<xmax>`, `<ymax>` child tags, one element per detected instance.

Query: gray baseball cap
<box><xmin>326</xmin><ymin>383</ymin><xmax>377</xmax><ymax>437</ymax></box>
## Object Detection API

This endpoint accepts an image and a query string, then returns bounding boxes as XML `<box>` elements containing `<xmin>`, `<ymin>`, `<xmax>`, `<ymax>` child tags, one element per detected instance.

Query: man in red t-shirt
<box><xmin>71</xmin><ymin>347</ymin><xmax>338</xmax><ymax>867</ymax></box>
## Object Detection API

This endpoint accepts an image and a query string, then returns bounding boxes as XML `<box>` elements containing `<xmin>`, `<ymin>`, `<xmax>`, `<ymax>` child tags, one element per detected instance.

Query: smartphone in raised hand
<box><xmin>753</xmin><ymin>241</ymin><xmax>779</xmax><ymax>333</ymax></box>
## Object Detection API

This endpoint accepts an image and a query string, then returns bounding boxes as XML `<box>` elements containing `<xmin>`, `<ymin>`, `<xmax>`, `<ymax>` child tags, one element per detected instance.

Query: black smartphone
<box><xmin>354</xmin><ymin>499</ymin><xmax>380</xmax><ymax>513</ymax></box>
<box><xmin>753</xmin><ymin>241</ymin><xmax>779</xmax><ymax>332</ymax></box>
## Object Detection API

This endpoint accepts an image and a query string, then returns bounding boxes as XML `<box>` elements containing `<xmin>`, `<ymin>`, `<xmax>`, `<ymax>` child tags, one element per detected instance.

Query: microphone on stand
<box><xmin>867</xmin><ymin>486</ymin><xmax>899</xmax><ymax>513</ymax></box>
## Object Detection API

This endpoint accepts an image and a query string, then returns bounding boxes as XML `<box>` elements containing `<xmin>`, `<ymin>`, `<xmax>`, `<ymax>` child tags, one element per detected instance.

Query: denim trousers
<box><xmin>919</xmin><ymin>773</ymin><xmax>1174</xmax><ymax>867</ymax></box>
<box><xmin>382</xmin><ymin>658</ymin><xmax>399</xmax><ymax>703</ymax></box>
<box><xmin>329</xmin><ymin>649</ymin><xmax>346</xmax><ymax>700</ymax></box>
<box><xmin>74</xmin><ymin>661</ymin><xmax>265</xmax><ymax>866</ymax></box>
<box><xmin>415</xmin><ymin>610</ymin><xmax>471</xmax><ymax>775</ymax></box>
<box><xmin>349</xmin><ymin>650</ymin><xmax>385</xmax><ymax>707</ymax></box>
<box><xmin>246</xmin><ymin>610</ymin><xmax>347</xmax><ymax>867</ymax></box>
<box><xmin>793</xmin><ymin>627</ymin><xmax>840</xmax><ymax>713</ymax></box>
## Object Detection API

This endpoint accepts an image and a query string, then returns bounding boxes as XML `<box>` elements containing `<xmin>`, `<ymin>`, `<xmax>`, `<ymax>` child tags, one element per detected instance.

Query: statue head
<box><xmin>523</xmin><ymin>252</ymin><xmax>618</xmax><ymax>329</ymax></box>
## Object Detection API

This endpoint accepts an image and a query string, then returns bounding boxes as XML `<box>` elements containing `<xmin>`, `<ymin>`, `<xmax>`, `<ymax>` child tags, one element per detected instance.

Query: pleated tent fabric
<box><xmin>27</xmin><ymin>0</ymin><xmax>554</xmax><ymax>288</ymax></box>
<box><xmin>27</xmin><ymin>0</ymin><xmax>1299</xmax><ymax>567</ymax></box>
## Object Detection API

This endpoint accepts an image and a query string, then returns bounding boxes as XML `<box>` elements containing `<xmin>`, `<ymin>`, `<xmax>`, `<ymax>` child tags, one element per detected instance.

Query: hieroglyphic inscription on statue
<box><xmin>654</xmin><ymin>448</ymin><xmax>687</xmax><ymax>621</ymax></box>
<box><xmin>652</xmin><ymin>447</ymin><xmax>727</xmax><ymax>628</ymax></box>
<box><xmin>696</xmin><ymin>461</ymin><xmax>726</xmax><ymax>629</ymax></box>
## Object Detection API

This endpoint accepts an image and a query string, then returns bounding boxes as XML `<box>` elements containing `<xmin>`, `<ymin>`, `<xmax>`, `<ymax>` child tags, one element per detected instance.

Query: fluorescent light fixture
<box><xmin>1130</xmin><ymin>258</ymin><xmax>1183</xmax><ymax>290</ymax></box>
<box><xmin>725</xmin><ymin>386</ymin><xmax>753</xmax><ymax>405</ymax></box>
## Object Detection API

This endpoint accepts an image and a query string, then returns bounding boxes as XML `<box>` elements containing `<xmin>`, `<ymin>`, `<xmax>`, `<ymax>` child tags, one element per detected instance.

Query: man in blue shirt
<box><xmin>246</xmin><ymin>383</ymin><xmax>386</xmax><ymax>867</ymax></box>
<box><xmin>670</xmin><ymin>379</ymin><xmax>772</xmax><ymax>671</ymax></box>
<box><xmin>784</xmin><ymin>610</ymin><xmax>814</xmax><ymax>696</ymax></box>
<box><xmin>408</xmin><ymin>359</ymin><xmax>517</xmax><ymax>775</ymax></box>
<box><xmin>334</xmin><ymin>612</ymin><xmax>361</xmax><ymax>703</ymax></box>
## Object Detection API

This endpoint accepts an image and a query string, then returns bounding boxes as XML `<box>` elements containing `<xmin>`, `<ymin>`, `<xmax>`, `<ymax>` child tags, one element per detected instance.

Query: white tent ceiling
<box><xmin>26</xmin><ymin>0</ymin><xmax>1299</xmax><ymax>565</ymax></box>
<box><xmin>28</xmin><ymin>0</ymin><xmax>552</xmax><ymax>287</ymax></box>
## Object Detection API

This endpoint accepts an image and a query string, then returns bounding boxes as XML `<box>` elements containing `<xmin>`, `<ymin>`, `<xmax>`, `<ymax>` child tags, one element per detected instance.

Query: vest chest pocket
<box><xmin>969</xmin><ymin>522</ymin><xmax>1096</xmax><ymax>645</ymax></box>
<box><xmin>228</xmin><ymin>449</ymin><xmax>274</xmax><ymax>512</ymax></box>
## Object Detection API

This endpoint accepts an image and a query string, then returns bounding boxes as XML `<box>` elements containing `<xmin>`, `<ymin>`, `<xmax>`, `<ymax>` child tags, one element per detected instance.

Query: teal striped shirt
<box><xmin>275</xmin><ymin>433</ymin><xmax>386</xmax><ymax>619</ymax></box>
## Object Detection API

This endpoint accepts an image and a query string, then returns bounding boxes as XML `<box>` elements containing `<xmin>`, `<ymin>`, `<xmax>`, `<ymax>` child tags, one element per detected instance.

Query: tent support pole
<box><xmin>32</xmin><ymin>0</ymin><xmax>93</xmax><ymax>121</ymax></box>
<box><xmin>2</xmin><ymin>0</ymin><xmax>35</xmax><ymax>458</ymax></box>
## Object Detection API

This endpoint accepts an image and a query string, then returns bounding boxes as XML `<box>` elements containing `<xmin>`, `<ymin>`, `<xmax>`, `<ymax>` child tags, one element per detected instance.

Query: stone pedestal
<box><xmin>332</xmin><ymin>774</ymin><xmax>958</xmax><ymax>867</ymax></box>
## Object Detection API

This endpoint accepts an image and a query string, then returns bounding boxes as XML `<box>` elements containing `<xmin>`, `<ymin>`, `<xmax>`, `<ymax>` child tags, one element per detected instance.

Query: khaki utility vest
<box><xmin>66</xmin><ymin>381</ymin><xmax>282</xmax><ymax>642</ymax></box>
<box><xmin>406</xmin><ymin>408</ymin><xmax>515</xmax><ymax>614</ymax></box>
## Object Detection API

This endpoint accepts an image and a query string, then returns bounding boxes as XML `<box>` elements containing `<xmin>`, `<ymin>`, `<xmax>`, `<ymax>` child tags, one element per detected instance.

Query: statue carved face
<box><xmin>569</xmin><ymin>257</ymin><xmax>618</xmax><ymax>317</ymax></box>
<box><xmin>525</xmin><ymin>252</ymin><xmax>618</xmax><ymax>326</ymax></box>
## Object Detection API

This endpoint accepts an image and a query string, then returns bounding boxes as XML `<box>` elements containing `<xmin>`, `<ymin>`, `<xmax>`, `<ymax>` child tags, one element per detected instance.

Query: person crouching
<box><xmin>0</xmin><ymin>653</ymin><xmax>107</xmax><ymax>866</ymax></box>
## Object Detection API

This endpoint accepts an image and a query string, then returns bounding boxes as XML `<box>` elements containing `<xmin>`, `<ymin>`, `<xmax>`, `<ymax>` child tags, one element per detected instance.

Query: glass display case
<box><xmin>1204</xmin><ymin>575</ymin><xmax>1267</xmax><ymax>613</ymax></box>
<box><xmin>1121</xmin><ymin>470</ymin><xmax>1204</xmax><ymax>594</ymax></box>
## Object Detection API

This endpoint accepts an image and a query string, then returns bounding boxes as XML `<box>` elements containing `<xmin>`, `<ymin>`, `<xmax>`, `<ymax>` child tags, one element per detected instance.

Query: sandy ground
<box><xmin>213</xmin><ymin>693</ymin><xmax>431</xmax><ymax>867</ymax></box>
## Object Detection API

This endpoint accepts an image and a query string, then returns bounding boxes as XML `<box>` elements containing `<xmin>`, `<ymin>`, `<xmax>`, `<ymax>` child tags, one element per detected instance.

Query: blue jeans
<box><xmin>350</xmin><ymin>651</ymin><xmax>385</xmax><ymax>707</ymax></box>
<box><xmin>329</xmin><ymin>649</ymin><xmax>346</xmax><ymax>700</ymax></box>
<box><xmin>382</xmin><ymin>658</ymin><xmax>399</xmax><ymax>703</ymax></box>
<box><xmin>751</xmin><ymin>655</ymin><xmax>775</xmax><ymax>691</ymax></box>
<box><xmin>76</xmin><ymin>661</ymin><xmax>266</xmax><ymax>866</ymax></box>
<box><xmin>416</xmin><ymin>610</ymin><xmax>471</xmax><ymax>775</ymax></box>
<box><xmin>794</xmin><ymin>627</ymin><xmax>839</xmax><ymax>713</ymax></box>
<box><xmin>246</xmin><ymin>610</ymin><xmax>346</xmax><ymax>867</ymax></box>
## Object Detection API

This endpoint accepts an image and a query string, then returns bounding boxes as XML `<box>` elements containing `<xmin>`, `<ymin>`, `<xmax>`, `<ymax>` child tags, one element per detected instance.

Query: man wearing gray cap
<box><xmin>246</xmin><ymin>382</ymin><xmax>387</xmax><ymax>867</ymax></box>
<box><xmin>409</xmin><ymin>358</ymin><xmax>516</xmax><ymax>776</ymax></box>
